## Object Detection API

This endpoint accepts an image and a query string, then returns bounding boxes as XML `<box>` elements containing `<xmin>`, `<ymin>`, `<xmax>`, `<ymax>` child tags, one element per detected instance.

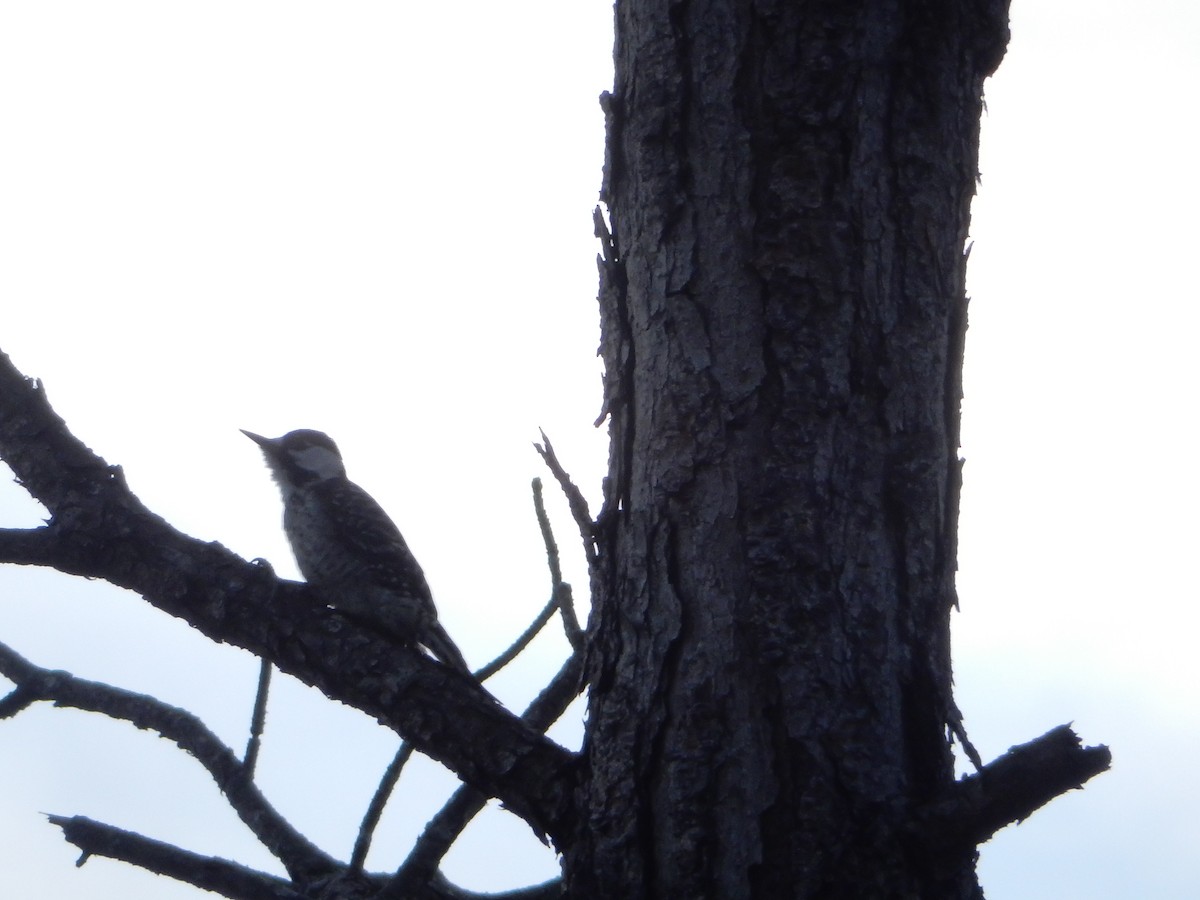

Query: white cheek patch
<box><xmin>291</xmin><ymin>444</ymin><xmax>344</xmax><ymax>480</ymax></box>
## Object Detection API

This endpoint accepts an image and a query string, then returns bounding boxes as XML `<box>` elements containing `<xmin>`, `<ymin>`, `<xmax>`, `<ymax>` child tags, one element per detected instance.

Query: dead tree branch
<box><xmin>351</xmin><ymin>741</ymin><xmax>417</xmax><ymax>873</ymax></box>
<box><xmin>916</xmin><ymin>724</ymin><xmax>1112</xmax><ymax>851</ymax></box>
<box><xmin>48</xmin><ymin>815</ymin><xmax>306</xmax><ymax>900</ymax></box>
<box><xmin>243</xmin><ymin>658</ymin><xmax>273</xmax><ymax>776</ymax></box>
<box><xmin>534</xmin><ymin>432</ymin><xmax>596</xmax><ymax>571</ymax></box>
<box><xmin>468</xmin><ymin>476</ymin><xmax>585</xmax><ymax>681</ymax></box>
<box><xmin>532</xmin><ymin>478</ymin><xmax>584</xmax><ymax>649</ymax></box>
<box><xmin>471</xmin><ymin>590</ymin><xmax>561</xmax><ymax>684</ymax></box>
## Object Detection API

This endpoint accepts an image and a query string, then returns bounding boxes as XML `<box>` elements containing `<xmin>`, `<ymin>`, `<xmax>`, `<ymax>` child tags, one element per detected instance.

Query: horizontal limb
<box><xmin>48</xmin><ymin>815</ymin><xmax>306</xmax><ymax>900</ymax></box>
<box><xmin>917</xmin><ymin>724</ymin><xmax>1111</xmax><ymax>850</ymax></box>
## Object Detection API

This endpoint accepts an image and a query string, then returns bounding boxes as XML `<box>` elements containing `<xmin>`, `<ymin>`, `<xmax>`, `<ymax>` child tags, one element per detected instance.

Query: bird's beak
<box><xmin>241</xmin><ymin>429</ymin><xmax>276</xmax><ymax>450</ymax></box>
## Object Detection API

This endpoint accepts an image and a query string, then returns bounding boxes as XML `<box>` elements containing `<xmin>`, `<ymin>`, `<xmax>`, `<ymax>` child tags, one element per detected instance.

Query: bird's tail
<box><xmin>422</xmin><ymin>621</ymin><xmax>472</xmax><ymax>677</ymax></box>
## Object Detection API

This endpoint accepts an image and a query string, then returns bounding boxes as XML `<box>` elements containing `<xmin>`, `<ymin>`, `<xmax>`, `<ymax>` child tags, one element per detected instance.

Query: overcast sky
<box><xmin>0</xmin><ymin>2</ymin><xmax>1196</xmax><ymax>897</ymax></box>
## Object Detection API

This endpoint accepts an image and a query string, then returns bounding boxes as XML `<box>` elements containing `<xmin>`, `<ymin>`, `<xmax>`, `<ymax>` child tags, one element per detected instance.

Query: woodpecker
<box><xmin>242</xmin><ymin>428</ymin><xmax>471</xmax><ymax>675</ymax></box>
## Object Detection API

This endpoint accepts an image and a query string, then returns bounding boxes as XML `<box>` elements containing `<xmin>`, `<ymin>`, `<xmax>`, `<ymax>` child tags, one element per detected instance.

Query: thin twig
<box><xmin>350</xmin><ymin>741</ymin><xmax>416</xmax><ymax>874</ymax></box>
<box><xmin>946</xmin><ymin>701</ymin><xmax>982</xmax><ymax>772</ymax></box>
<box><xmin>471</xmin><ymin>592</ymin><xmax>559</xmax><ymax>683</ymax></box>
<box><xmin>532</xmin><ymin>478</ymin><xmax>562</xmax><ymax>587</ymax></box>
<box><xmin>555</xmin><ymin>583</ymin><xmax>583</xmax><ymax>651</ymax></box>
<box><xmin>532</xmin><ymin>478</ymin><xmax>584</xmax><ymax>650</ymax></box>
<box><xmin>468</xmin><ymin>475</ymin><xmax>584</xmax><ymax>681</ymax></box>
<box><xmin>534</xmin><ymin>431</ymin><xmax>597</xmax><ymax>568</ymax></box>
<box><xmin>243</xmin><ymin>659</ymin><xmax>273</xmax><ymax>777</ymax></box>
<box><xmin>445</xmin><ymin>473</ymin><xmax>590</xmax><ymax>684</ymax></box>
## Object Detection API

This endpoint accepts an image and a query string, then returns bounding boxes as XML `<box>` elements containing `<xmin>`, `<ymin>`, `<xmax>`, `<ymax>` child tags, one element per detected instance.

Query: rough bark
<box><xmin>573</xmin><ymin>1</ymin><xmax>1016</xmax><ymax>896</ymax></box>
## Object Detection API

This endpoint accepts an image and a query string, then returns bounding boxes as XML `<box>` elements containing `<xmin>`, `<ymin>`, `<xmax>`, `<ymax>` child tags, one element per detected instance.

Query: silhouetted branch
<box><xmin>48</xmin><ymin>815</ymin><xmax>305</xmax><ymax>900</ymax></box>
<box><xmin>947</xmin><ymin>700</ymin><xmax>983</xmax><ymax>772</ymax></box>
<box><xmin>0</xmin><ymin>527</ymin><xmax>58</xmax><ymax>564</ymax></box>
<box><xmin>532</xmin><ymin>478</ymin><xmax>563</xmax><ymax>587</ymax></box>
<box><xmin>471</xmin><ymin>477</ymin><xmax>586</xmax><ymax>682</ymax></box>
<box><xmin>47</xmin><ymin>807</ymin><xmax>560</xmax><ymax>900</ymax></box>
<box><xmin>0</xmin><ymin>349</ymin><xmax>577</xmax><ymax>845</ymax></box>
<box><xmin>472</xmin><ymin>590</ymin><xmax>560</xmax><ymax>684</ymax></box>
<box><xmin>351</xmin><ymin>741</ymin><xmax>416</xmax><ymax>873</ymax></box>
<box><xmin>0</xmin><ymin>681</ymin><xmax>39</xmax><ymax>718</ymax></box>
<box><xmin>554</xmin><ymin>583</ymin><xmax>583</xmax><ymax>652</ymax></box>
<box><xmin>243</xmin><ymin>658</ymin><xmax>273</xmax><ymax>776</ymax></box>
<box><xmin>0</xmin><ymin>640</ymin><xmax>338</xmax><ymax>882</ymax></box>
<box><xmin>916</xmin><ymin>724</ymin><xmax>1111</xmax><ymax>850</ymax></box>
<box><xmin>532</xmin><ymin>478</ymin><xmax>583</xmax><ymax>649</ymax></box>
<box><xmin>534</xmin><ymin>431</ymin><xmax>596</xmax><ymax>569</ymax></box>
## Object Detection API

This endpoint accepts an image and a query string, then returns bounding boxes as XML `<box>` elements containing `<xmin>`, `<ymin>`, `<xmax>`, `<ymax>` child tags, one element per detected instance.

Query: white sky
<box><xmin>0</xmin><ymin>2</ymin><xmax>1196</xmax><ymax>897</ymax></box>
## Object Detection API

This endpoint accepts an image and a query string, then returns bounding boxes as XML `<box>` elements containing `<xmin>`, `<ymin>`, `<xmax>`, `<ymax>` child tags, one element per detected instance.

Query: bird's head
<box><xmin>242</xmin><ymin>428</ymin><xmax>347</xmax><ymax>487</ymax></box>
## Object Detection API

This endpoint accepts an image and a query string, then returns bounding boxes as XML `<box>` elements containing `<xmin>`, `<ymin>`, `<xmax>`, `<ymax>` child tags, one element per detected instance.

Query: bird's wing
<box><xmin>312</xmin><ymin>478</ymin><xmax>434</xmax><ymax>603</ymax></box>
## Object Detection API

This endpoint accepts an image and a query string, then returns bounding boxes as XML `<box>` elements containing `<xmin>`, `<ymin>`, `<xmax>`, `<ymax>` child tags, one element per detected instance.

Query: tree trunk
<box><xmin>571</xmin><ymin>1</ymin><xmax>1010</xmax><ymax>896</ymax></box>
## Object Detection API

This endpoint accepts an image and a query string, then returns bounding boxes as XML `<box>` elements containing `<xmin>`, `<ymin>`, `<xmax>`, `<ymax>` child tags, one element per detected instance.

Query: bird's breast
<box><xmin>282</xmin><ymin>491</ymin><xmax>369</xmax><ymax>586</ymax></box>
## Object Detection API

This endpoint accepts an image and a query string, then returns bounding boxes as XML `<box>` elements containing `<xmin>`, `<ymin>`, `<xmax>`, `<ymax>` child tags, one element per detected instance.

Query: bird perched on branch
<box><xmin>242</xmin><ymin>428</ymin><xmax>471</xmax><ymax>675</ymax></box>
